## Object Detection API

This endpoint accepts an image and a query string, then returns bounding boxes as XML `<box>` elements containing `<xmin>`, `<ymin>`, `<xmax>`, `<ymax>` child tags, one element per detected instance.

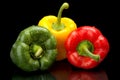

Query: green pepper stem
<box><xmin>52</xmin><ymin>2</ymin><xmax>69</xmax><ymax>31</ymax></box>
<box><xmin>33</xmin><ymin>45</ymin><xmax>43</xmax><ymax>58</ymax></box>
<box><xmin>77</xmin><ymin>40</ymin><xmax>100</xmax><ymax>62</ymax></box>
<box><xmin>57</xmin><ymin>2</ymin><xmax>69</xmax><ymax>24</ymax></box>
<box><xmin>35</xmin><ymin>47</ymin><xmax>43</xmax><ymax>58</ymax></box>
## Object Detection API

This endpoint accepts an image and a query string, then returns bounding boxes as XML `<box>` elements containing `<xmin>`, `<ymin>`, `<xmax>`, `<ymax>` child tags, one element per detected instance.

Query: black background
<box><xmin>1</xmin><ymin>0</ymin><xmax>117</xmax><ymax>80</ymax></box>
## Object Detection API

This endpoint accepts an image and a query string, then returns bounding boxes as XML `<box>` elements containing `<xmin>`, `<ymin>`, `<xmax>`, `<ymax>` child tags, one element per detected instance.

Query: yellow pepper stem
<box><xmin>57</xmin><ymin>2</ymin><xmax>69</xmax><ymax>24</ymax></box>
<box><xmin>52</xmin><ymin>2</ymin><xmax>69</xmax><ymax>31</ymax></box>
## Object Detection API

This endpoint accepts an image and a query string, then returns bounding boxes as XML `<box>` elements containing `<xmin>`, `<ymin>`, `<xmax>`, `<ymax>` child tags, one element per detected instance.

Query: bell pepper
<box><xmin>65</xmin><ymin>26</ymin><xmax>110</xmax><ymax>69</ymax></box>
<box><xmin>10</xmin><ymin>25</ymin><xmax>57</xmax><ymax>71</ymax></box>
<box><xmin>38</xmin><ymin>2</ymin><xmax>77</xmax><ymax>61</ymax></box>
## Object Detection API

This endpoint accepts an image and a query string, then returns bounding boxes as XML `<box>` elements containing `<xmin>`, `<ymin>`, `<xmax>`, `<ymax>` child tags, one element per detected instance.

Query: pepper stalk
<box><xmin>33</xmin><ymin>45</ymin><xmax>43</xmax><ymax>58</ymax></box>
<box><xmin>76</xmin><ymin>40</ymin><xmax>100</xmax><ymax>61</ymax></box>
<box><xmin>52</xmin><ymin>2</ymin><xmax>69</xmax><ymax>31</ymax></box>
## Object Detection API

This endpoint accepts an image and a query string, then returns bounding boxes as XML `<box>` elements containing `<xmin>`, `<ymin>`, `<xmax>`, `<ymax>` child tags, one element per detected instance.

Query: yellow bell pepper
<box><xmin>38</xmin><ymin>2</ymin><xmax>77</xmax><ymax>61</ymax></box>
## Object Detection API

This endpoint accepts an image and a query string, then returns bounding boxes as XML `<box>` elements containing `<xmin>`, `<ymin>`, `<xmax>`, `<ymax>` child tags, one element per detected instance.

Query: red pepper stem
<box><xmin>77</xmin><ymin>40</ymin><xmax>100</xmax><ymax>62</ymax></box>
<box><xmin>82</xmin><ymin>46</ymin><xmax>100</xmax><ymax>61</ymax></box>
<box><xmin>52</xmin><ymin>2</ymin><xmax>69</xmax><ymax>31</ymax></box>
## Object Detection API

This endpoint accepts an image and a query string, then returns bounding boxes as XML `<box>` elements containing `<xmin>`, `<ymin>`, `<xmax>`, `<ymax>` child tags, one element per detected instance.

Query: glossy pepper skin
<box><xmin>38</xmin><ymin>2</ymin><xmax>77</xmax><ymax>61</ymax></box>
<box><xmin>65</xmin><ymin>26</ymin><xmax>110</xmax><ymax>69</ymax></box>
<box><xmin>10</xmin><ymin>25</ymin><xmax>57</xmax><ymax>71</ymax></box>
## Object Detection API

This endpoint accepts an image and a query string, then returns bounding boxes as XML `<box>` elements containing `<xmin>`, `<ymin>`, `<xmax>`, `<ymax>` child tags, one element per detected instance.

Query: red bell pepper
<box><xmin>65</xmin><ymin>26</ymin><xmax>110</xmax><ymax>69</ymax></box>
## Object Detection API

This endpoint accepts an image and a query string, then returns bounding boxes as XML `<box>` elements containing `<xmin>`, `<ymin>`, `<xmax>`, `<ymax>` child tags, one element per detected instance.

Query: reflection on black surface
<box><xmin>11</xmin><ymin>60</ymin><xmax>108</xmax><ymax>80</ymax></box>
<box><xmin>49</xmin><ymin>60</ymin><xmax>72</xmax><ymax>80</ymax></box>
<box><xmin>68</xmin><ymin>70</ymin><xmax>108</xmax><ymax>80</ymax></box>
<box><xmin>12</xmin><ymin>71</ymin><xmax>56</xmax><ymax>80</ymax></box>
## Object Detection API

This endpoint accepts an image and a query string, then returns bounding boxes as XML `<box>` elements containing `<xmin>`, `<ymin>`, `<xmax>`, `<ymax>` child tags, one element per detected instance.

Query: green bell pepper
<box><xmin>10</xmin><ymin>25</ymin><xmax>57</xmax><ymax>72</ymax></box>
